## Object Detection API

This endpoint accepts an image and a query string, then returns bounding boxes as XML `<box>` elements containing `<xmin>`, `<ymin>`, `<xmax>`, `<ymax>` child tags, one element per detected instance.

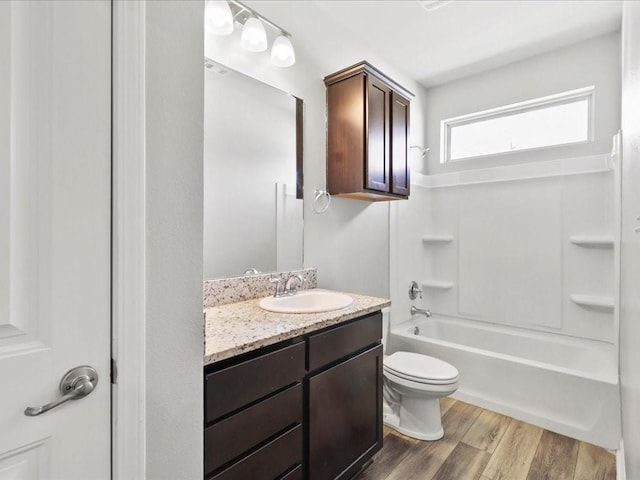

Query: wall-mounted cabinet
<box><xmin>324</xmin><ymin>62</ymin><xmax>413</xmax><ymax>201</ymax></box>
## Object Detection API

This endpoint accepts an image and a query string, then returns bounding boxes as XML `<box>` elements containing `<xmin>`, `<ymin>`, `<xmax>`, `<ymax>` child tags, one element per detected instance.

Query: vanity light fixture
<box><xmin>241</xmin><ymin>16</ymin><xmax>268</xmax><ymax>52</ymax></box>
<box><xmin>270</xmin><ymin>34</ymin><xmax>295</xmax><ymax>67</ymax></box>
<box><xmin>205</xmin><ymin>0</ymin><xmax>296</xmax><ymax>67</ymax></box>
<box><xmin>205</xmin><ymin>0</ymin><xmax>234</xmax><ymax>35</ymax></box>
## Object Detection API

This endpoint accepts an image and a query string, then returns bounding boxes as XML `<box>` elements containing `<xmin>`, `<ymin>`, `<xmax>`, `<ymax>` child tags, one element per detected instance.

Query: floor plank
<box><xmin>525</xmin><ymin>430</ymin><xmax>579</xmax><ymax>480</ymax></box>
<box><xmin>574</xmin><ymin>442</ymin><xmax>616</xmax><ymax>480</ymax></box>
<box><xmin>440</xmin><ymin>396</ymin><xmax>456</xmax><ymax>416</ymax></box>
<box><xmin>462</xmin><ymin>409</ymin><xmax>512</xmax><ymax>454</ymax></box>
<box><xmin>384</xmin><ymin>400</ymin><xmax>481</xmax><ymax>480</ymax></box>
<box><xmin>481</xmin><ymin>419</ymin><xmax>543</xmax><ymax>480</ymax></box>
<box><xmin>431</xmin><ymin>442</ymin><xmax>491</xmax><ymax>480</ymax></box>
<box><xmin>383</xmin><ymin>425</ymin><xmax>419</xmax><ymax>445</ymax></box>
<box><xmin>439</xmin><ymin>400</ymin><xmax>483</xmax><ymax>444</ymax></box>
<box><xmin>367</xmin><ymin>403</ymin><xmax>615</xmax><ymax>480</ymax></box>
<box><xmin>358</xmin><ymin>430</ymin><xmax>418</xmax><ymax>480</ymax></box>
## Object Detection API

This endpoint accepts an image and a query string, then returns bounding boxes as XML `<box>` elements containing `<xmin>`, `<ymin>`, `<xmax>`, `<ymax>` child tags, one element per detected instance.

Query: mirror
<box><xmin>203</xmin><ymin>60</ymin><xmax>303</xmax><ymax>280</ymax></box>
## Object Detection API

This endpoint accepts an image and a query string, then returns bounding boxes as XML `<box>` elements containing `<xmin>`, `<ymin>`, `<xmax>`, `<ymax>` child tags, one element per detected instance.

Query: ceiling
<box><xmin>247</xmin><ymin>0</ymin><xmax>622</xmax><ymax>88</ymax></box>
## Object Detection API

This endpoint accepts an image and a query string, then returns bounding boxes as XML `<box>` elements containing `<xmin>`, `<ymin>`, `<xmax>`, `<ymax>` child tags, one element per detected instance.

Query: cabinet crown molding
<box><xmin>324</xmin><ymin>60</ymin><xmax>414</xmax><ymax>100</ymax></box>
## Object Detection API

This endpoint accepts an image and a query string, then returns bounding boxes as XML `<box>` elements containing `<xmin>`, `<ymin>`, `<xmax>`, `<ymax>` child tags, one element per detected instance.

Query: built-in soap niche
<box><xmin>203</xmin><ymin>268</ymin><xmax>317</xmax><ymax>308</ymax></box>
<box><xmin>567</xmin><ymin>234</ymin><xmax>615</xmax><ymax>313</ymax></box>
<box><xmin>421</xmin><ymin>235</ymin><xmax>455</xmax><ymax>291</ymax></box>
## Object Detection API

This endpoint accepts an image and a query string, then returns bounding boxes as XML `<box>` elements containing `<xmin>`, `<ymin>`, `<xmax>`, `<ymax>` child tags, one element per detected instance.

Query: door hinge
<box><xmin>111</xmin><ymin>357</ymin><xmax>118</xmax><ymax>384</ymax></box>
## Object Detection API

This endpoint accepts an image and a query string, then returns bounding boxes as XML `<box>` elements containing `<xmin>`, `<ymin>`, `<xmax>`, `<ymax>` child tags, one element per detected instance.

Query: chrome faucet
<box><xmin>269</xmin><ymin>278</ymin><xmax>285</xmax><ymax>297</ymax></box>
<box><xmin>269</xmin><ymin>274</ymin><xmax>304</xmax><ymax>297</ymax></box>
<box><xmin>284</xmin><ymin>274</ymin><xmax>304</xmax><ymax>295</ymax></box>
<box><xmin>411</xmin><ymin>305</ymin><xmax>431</xmax><ymax>318</ymax></box>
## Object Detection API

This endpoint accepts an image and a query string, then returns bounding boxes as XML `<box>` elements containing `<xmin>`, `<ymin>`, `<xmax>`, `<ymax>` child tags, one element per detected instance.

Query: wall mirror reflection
<box><xmin>203</xmin><ymin>59</ymin><xmax>303</xmax><ymax>280</ymax></box>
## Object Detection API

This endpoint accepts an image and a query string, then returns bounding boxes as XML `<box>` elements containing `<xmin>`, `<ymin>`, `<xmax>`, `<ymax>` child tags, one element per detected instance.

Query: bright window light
<box><xmin>441</xmin><ymin>87</ymin><xmax>594</xmax><ymax>163</ymax></box>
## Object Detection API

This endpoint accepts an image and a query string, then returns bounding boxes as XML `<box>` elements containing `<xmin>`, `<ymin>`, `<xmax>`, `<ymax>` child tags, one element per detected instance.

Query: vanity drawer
<box><xmin>280</xmin><ymin>465</ymin><xmax>302</xmax><ymax>480</ymax></box>
<box><xmin>307</xmin><ymin>312</ymin><xmax>382</xmax><ymax>372</ymax></box>
<box><xmin>204</xmin><ymin>383</ymin><xmax>303</xmax><ymax>475</ymax></box>
<box><xmin>208</xmin><ymin>424</ymin><xmax>303</xmax><ymax>480</ymax></box>
<box><xmin>205</xmin><ymin>341</ymin><xmax>306</xmax><ymax>423</ymax></box>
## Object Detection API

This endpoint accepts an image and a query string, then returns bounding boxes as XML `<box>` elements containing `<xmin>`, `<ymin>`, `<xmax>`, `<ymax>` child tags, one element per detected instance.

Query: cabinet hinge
<box><xmin>111</xmin><ymin>357</ymin><xmax>118</xmax><ymax>384</ymax></box>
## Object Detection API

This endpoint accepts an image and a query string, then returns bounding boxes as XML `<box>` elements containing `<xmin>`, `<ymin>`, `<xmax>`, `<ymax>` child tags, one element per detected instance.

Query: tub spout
<box><xmin>411</xmin><ymin>305</ymin><xmax>431</xmax><ymax>318</ymax></box>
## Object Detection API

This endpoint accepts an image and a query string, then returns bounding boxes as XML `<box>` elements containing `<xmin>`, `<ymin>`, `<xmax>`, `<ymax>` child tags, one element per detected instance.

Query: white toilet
<box><xmin>383</xmin><ymin>351</ymin><xmax>459</xmax><ymax>440</ymax></box>
<box><xmin>381</xmin><ymin>308</ymin><xmax>459</xmax><ymax>440</ymax></box>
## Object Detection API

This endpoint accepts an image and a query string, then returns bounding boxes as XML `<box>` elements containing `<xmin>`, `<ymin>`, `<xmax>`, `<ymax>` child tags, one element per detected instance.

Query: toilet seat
<box><xmin>384</xmin><ymin>351</ymin><xmax>458</xmax><ymax>385</ymax></box>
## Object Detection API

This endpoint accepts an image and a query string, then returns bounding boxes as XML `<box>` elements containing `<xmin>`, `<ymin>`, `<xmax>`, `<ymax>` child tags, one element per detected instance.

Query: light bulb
<box><xmin>270</xmin><ymin>34</ymin><xmax>295</xmax><ymax>67</ymax></box>
<box><xmin>240</xmin><ymin>16</ymin><xmax>268</xmax><ymax>52</ymax></box>
<box><xmin>205</xmin><ymin>0</ymin><xmax>233</xmax><ymax>36</ymax></box>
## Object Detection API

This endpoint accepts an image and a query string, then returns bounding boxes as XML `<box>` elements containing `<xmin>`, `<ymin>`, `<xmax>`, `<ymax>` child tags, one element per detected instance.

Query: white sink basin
<box><xmin>259</xmin><ymin>289</ymin><xmax>353</xmax><ymax>314</ymax></box>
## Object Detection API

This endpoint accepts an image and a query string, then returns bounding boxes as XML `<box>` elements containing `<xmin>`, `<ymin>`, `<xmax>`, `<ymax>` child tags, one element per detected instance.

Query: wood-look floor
<box><xmin>359</xmin><ymin>398</ymin><xmax>616</xmax><ymax>480</ymax></box>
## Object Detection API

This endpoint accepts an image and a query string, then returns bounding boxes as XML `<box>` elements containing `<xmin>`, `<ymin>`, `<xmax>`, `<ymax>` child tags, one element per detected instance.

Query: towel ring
<box><xmin>313</xmin><ymin>189</ymin><xmax>331</xmax><ymax>214</ymax></box>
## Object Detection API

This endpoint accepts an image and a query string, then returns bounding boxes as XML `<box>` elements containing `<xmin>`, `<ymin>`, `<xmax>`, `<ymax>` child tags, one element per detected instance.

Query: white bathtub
<box><xmin>389</xmin><ymin>315</ymin><xmax>621</xmax><ymax>449</ymax></box>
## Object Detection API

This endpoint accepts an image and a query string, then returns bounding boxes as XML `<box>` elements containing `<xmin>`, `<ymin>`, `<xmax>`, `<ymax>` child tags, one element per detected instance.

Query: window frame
<box><xmin>440</xmin><ymin>86</ymin><xmax>595</xmax><ymax>164</ymax></box>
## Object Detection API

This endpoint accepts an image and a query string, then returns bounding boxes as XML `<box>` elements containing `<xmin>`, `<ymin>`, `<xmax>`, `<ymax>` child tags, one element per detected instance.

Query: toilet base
<box><xmin>383</xmin><ymin>413</ymin><xmax>444</xmax><ymax>441</ymax></box>
<box><xmin>382</xmin><ymin>396</ymin><xmax>444</xmax><ymax>441</ymax></box>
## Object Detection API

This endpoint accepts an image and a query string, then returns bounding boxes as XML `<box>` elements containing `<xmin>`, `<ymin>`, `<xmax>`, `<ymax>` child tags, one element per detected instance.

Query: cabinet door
<box><xmin>391</xmin><ymin>92</ymin><xmax>410</xmax><ymax>196</ymax></box>
<box><xmin>308</xmin><ymin>344</ymin><xmax>383</xmax><ymax>480</ymax></box>
<box><xmin>365</xmin><ymin>76</ymin><xmax>390</xmax><ymax>193</ymax></box>
<box><xmin>326</xmin><ymin>74</ymin><xmax>366</xmax><ymax>196</ymax></box>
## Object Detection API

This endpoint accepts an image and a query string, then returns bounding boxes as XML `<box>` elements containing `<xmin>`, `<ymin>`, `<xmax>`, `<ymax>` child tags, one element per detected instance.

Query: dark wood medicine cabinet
<box><xmin>324</xmin><ymin>61</ymin><xmax>413</xmax><ymax>201</ymax></box>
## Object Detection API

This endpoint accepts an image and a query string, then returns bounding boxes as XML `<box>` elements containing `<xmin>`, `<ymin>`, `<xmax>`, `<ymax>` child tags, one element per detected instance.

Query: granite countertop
<box><xmin>204</xmin><ymin>290</ymin><xmax>391</xmax><ymax>365</ymax></box>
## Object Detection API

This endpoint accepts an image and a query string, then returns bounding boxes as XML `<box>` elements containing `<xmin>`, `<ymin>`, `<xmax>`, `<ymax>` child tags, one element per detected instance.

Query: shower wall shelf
<box><xmin>569</xmin><ymin>294</ymin><xmax>614</xmax><ymax>311</ymax></box>
<box><xmin>569</xmin><ymin>235</ymin><xmax>615</xmax><ymax>248</ymax></box>
<box><xmin>422</xmin><ymin>280</ymin><xmax>454</xmax><ymax>290</ymax></box>
<box><xmin>422</xmin><ymin>235</ymin><xmax>454</xmax><ymax>243</ymax></box>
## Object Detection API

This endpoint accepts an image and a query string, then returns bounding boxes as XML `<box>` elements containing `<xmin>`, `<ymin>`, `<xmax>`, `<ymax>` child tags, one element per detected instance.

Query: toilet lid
<box><xmin>384</xmin><ymin>352</ymin><xmax>458</xmax><ymax>383</ymax></box>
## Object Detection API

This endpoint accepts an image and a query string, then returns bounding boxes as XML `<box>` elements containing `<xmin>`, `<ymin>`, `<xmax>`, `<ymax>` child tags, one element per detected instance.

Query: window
<box><xmin>441</xmin><ymin>86</ymin><xmax>594</xmax><ymax>163</ymax></box>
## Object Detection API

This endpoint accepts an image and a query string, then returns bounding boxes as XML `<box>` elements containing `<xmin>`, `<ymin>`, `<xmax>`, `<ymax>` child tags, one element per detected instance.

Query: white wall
<box><xmin>424</xmin><ymin>32</ymin><xmax>621</xmax><ymax>175</ymax></box>
<box><xmin>420</xmin><ymin>168</ymin><xmax>615</xmax><ymax>343</ymax></box>
<box><xmin>390</xmin><ymin>33</ymin><xmax>621</xmax><ymax>330</ymax></box>
<box><xmin>205</xmin><ymin>1</ymin><xmax>428</xmax><ymax>298</ymax></box>
<box><xmin>145</xmin><ymin>2</ymin><xmax>203</xmax><ymax>479</ymax></box>
<box><xmin>0</xmin><ymin>5</ymin><xmax>8</xmax><ymax>328</ymax></box>
<box><xmin>620</xmin><ymin>3</ymin><xmax>640</xmax><ymax>477</ymax></box>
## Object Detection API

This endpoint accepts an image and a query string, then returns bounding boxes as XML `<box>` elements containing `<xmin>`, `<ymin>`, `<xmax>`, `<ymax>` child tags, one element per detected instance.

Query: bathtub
<box><xmin>389</xmin><ymin>315</ymin><xmax>621</xmax><ymax>449</ymax></box>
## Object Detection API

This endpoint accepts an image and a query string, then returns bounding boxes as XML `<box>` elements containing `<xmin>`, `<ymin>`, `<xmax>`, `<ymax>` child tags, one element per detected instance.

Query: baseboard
<box><xmin>617</xmin><ymin>439</ymin><xmax>626</xmax><ymax>480</ymax></box>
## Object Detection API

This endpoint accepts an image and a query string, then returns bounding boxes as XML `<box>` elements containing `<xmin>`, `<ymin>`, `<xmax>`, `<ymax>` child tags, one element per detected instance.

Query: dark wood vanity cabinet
<box><xmin>324</xmin><ymin>62</ymin><xmax>412</xmax><ymax>201</ymax></box>
<box><xmin>203</xmin><ymin>311</ymin><xmax>383</xmax><ymax>480</ymax></box>
<box><xmin>307</xmin><ymin>312</ymin><xmax>383</xmax><ymax>480</ymax></box>
<box><xmin>204</xmin><ymin>341</ymin><xmax>306</xmax><ymax>480</ymax></box>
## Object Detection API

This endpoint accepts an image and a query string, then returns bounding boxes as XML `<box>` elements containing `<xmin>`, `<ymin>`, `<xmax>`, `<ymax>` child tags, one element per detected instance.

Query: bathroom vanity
<box><xmin>203</xmin><ymin>289</ymin><xmax>389</xmax><ymax>480</ymax></box>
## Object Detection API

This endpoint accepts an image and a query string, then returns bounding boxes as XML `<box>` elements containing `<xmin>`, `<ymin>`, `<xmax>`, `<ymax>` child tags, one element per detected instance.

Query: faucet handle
<box><xmin>409</xmin><ymin>281</ymin><xmax>423</xmax><ymax>300</ymax></box>
<box><xmin>269</xmin><ymin>278</ymin><xmax>284</xmax><ymax>297</ymax></box>
<box><xmin>284</xmin><ymin>274</ymin><xmax>303</xmax><ymax>295</ymax></box>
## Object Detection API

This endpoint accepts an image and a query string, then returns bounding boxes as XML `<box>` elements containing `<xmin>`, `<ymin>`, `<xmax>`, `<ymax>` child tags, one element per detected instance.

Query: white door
<box><xmin>0</xmin><ymin>1</ymin><xmax>111</xmax><ymax>479</ymax></box>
